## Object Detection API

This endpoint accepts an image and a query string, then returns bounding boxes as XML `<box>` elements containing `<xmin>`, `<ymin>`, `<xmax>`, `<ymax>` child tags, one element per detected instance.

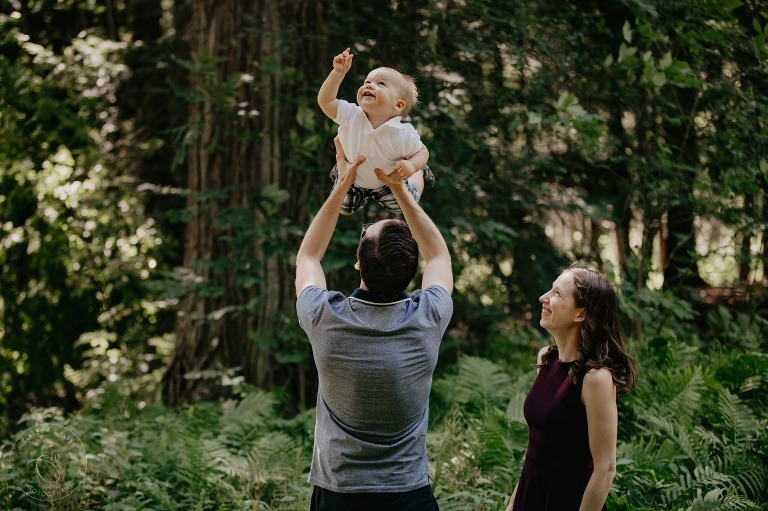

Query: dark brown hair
<box><xmin>357</xmin><ymin>220</ymin><xmax>418</xmax><ymax>301</ymax></box>
<box><xmin>542</xmin><ymin>261</ymin><xmax>638</xmax><ymax>396</ymax></box>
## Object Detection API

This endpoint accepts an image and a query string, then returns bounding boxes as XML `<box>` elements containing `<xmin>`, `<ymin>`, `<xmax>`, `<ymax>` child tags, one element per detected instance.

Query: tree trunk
<box><xmin>662</xmin><ymin>85</ymin><xmax>707</xmax><ymax>291</ymax></box>
<box><xmin>664</xmin><ymin>202</ymin><xmax>706</xmax><ymax>290</ymax></box>
<box><xmin>763</xmin><ymin>197</ymin><xmax>768</xmax><ymax>285</ymax></box>
<box><xmin>737</xmin><ymin>195</ymin><xmax>753</xmax><ymax>282</ymax></box>
<box><xmin>162</xmin><ymin>0</ymin><xmax>328</xmax><ymax>407</ymax></box>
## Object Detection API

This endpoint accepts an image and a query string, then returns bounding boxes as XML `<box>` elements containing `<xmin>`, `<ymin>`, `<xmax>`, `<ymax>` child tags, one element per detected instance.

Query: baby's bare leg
<box><xmin>410</xmin><ymin>169</ymin><xmax>425</xmax><ymax>197</ymax></box>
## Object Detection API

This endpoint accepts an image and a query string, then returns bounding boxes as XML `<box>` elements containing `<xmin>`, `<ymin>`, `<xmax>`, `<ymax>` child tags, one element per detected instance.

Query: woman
<box><xmin>506</xmin><ymin>262</ymin><xmax>638</xmax><ymax>511</ymax></box>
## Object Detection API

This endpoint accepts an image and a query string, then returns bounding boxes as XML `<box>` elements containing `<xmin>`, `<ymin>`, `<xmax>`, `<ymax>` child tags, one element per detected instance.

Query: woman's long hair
<box><xmin>542</xmin><ymin>262</ymin><xmax>638</xmax><ymax>396</ymax></box>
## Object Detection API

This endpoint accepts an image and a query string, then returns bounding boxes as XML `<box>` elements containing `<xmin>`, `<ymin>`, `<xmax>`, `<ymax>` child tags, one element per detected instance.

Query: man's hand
<box><xmin>393</xmin><ymin>159</ymin><xmax>417</xmax><ymax>180</ymax></box>
<box><xmin>335</xmin><ymin>137</ymin><xmax>364</xmax><ymax>189</ymax></box>
<box><xmin>373</xmin><ymin>167</ymin><xmax>404</xmax><ymax>186</ymax></box>
<box><xmin>332</xmin><ymin>48</ymin><xmax>353</xmax><ymax>75</ymax></box>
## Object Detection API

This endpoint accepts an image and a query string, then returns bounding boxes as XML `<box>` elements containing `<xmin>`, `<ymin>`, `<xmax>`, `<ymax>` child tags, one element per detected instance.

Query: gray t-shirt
<box><xmin>296</xmin><ymin>285</ymin><xmax>453</xmax><ymax>493</ymax></box>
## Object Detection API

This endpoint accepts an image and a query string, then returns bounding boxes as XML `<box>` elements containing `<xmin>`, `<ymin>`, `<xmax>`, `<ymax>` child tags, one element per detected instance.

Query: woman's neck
<box><xmin>552</xmin><ymin>333</ymin><xmax>579</xmax><ymax>362</ymax></box>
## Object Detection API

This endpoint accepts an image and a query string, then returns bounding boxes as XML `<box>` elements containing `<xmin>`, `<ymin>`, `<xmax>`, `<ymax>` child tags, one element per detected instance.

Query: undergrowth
<box><xmin>1</xmin><ymin>308</ymin><xmax>767</xmax><ymax>510</ymax></box>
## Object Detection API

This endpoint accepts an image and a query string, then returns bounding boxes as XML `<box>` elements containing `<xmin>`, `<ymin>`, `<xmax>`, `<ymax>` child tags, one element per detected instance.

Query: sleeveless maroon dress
<box><xmin>512</xmin><ymin>358</ymin><xmax>607</xmax><ymax>511</ymax></box>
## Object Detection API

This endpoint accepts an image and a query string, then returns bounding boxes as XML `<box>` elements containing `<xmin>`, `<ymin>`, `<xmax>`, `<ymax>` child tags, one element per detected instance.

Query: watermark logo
<box><xmin>9</xmin><ymin>423</ymin><xmax>87</xmax><ymax>501</ymax></box>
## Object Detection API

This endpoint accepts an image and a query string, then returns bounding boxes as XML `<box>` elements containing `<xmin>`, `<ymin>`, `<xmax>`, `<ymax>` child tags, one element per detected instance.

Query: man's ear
<box><xmin>354</xmin><ymin>260</ymin><xmax>360</xmax><ymax>270</ymax></box>
<box><xmin>574</xmin><ymin>308</ymin><xmax>586</xmax><ymax>323</ymax></box>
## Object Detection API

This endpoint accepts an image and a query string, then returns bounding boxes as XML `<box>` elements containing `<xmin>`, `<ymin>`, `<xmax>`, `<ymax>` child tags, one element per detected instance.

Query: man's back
<box><xmin>297</xmin><ymin>285</ymin><xmax>453</xmax><ymax>492</ymax></box>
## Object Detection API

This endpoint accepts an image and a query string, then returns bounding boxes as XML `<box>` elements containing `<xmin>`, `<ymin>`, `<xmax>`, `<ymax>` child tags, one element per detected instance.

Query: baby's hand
<box><xmin>393</xmin><ymin>159</ymin><xmax>417</xmax><ymax>180</ymax></box>
<box><xmin>333</xmin><ymin>48</ymin><xmax>353</xmax><ymax>74</ymax></box>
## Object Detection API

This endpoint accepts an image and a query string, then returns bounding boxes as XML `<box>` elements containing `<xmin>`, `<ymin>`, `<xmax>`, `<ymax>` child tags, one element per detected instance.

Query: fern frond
<box><xmin>473</xmin><ymin>407</ymin><xmax>523</xmax><ymax>473</ymax></box>
<box><xmin>219</xmin><ymin>390</ymin><xmax>278</xmax><ymax>444</ymax></box>
<box><xmin>247</xmin><ymin>431</ymin><xmax>302</xmax><ymax>484</ymax></box>
<box><xmin>690</xmin><ymin>425</ymin><xmax>722</xmax><ymax>453</ymax></box>
<box><xmin>204</xmin><ymin>437</ymin><xmax>251</xmax><ymax>480</ymax></box>
<box><xmin>640</xmin><ymin>414</ymin><xmax>707</xmax><ymax>466</ymax></box>
<box><xmin>616</xmin><ymin>434</ymin><xmax>680</xmax><ymax>468</ymax></box>
<box><xmin>685</xmin><ymin>488</ymin><xmax>761</xmax><ymax>511</ymax></box>
<box><xmin>716</xmin><ymin>389</ymin><xmax>763</xmax><ymax>443</ymax></box>
<box><xmin>728</xmin><ymin>459</ymin><xmax>768</xmax><ymax>500</ymax></box>
<box><xmin>434</xmin><ymin>356</ymin><xmax>513</xmax><ymax>409</ymax></box>
<box><xmin>505</xmin><ymin>370</ymin><xmax>536</xmax><ymax>425</ymax></box>
<box><xmin>651</xmin><ymin>365</ymin><xmax>706</xmax><ymax>427</ymax></box>
<box><xmin>663</xmin><ymin>462</ymin><xmax>763</xmax><ymax>511</ymax></box>
<box><xmin>505</xmin><ymin>391</ymin><xmax>527</xmax><ymax>425</ymax></box>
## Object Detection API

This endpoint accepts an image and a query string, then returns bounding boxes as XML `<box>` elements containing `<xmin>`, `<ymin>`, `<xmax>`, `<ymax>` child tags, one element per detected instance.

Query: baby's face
<box><xmin>356</xmin><ymin>68</ymin><xmax>405</xmax><ymax>118</ymax></box>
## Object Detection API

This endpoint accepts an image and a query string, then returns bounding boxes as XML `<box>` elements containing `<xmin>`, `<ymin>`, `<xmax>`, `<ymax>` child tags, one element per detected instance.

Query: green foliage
<box><xmin>620</xmin><ymin>279</ymin><xmax>698</xmax><ymax>335</ymax></box>
<box><xmin>0</xmin><ymin>387</ymin><xmax>314</xmax><ymax>510</ymax></box>
<box><xmin>610</xmin><ymin>311</ymin><xmax>768</xmax><ymax>510</ymax></box>
<box><xmin>434</xmin><ymin>356</ymin><xmax>514</xmax><ymax>411</ymax></box>
<box><xmin>0</xmin><ymin>12</ymin><xmax>170</xmax><ymax>413</ymax></box>
<box><xmin>429</xmin><ymin>356</ymin><xmax>530</xmax><ymax>510</ymax></box>
<box><xmin>1</xmin><ymin>296</ymin><xmax>767</xmax><ymax>509</ymax></box>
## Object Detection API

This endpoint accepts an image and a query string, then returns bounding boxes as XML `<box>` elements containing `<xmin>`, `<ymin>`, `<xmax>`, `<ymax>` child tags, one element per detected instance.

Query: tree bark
<box><xmin>662</xmin><ymin>86</ymin><xmax>707</xmax><ymax>291</ymax></box>
<box><xmin>162</xmin><ymin>0</ymin><xmax>328</xmax><ymax>407</ymax></box>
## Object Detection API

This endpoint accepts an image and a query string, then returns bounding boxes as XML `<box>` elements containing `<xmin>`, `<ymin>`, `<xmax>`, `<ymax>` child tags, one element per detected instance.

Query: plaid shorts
<box><xmin>330</xmin><ymin>165</ymin><xmax>424</xmax><ymax>215</ymax></box>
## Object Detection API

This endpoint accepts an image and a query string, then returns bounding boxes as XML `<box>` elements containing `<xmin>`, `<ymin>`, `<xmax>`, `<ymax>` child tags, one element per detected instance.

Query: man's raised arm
<box><xmin>295</xmin><ymin>140</ymin><xmax>364</xmax><ymax>295</ymax></box>
<box><xmin>374</xmin><ymin>169</ymin><xmax>453</xmax><ymax>294</ymax></box>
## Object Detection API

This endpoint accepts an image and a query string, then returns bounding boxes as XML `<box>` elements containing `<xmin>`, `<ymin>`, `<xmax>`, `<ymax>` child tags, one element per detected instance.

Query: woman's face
<box><xmin>539</xmin><ymin>270</ymin><xmax>584</xmax><ymax>334</ymax></box>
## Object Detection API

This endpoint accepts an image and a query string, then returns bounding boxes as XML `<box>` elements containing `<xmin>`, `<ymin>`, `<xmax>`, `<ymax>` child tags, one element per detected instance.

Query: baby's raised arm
<box><xmin>317</xmin><ymin>48</ymin><xmax>354</xmax><ymax>121</ymax></box>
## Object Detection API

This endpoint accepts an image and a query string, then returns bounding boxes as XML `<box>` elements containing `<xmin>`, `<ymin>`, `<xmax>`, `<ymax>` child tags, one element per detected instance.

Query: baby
<box><xmin>317</xmin><ymin>47</ymin><xmax>433</xmax><ymax>215</ymax></box>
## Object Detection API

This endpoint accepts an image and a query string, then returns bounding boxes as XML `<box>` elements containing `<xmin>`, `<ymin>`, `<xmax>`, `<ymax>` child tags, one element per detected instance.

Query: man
<box><xmin>295</xmin><ymin>138</ymin><xmax>453</xmax><ymax>511</ymax></box>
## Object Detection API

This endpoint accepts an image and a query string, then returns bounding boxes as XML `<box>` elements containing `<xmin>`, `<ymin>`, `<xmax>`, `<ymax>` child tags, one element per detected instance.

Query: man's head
<box><xmin>357</xmin><ymin>219</ymin><xmax>418</xmax><ymax>300</ymax></box>
<box><xmin>357</xmin><ymin>67</ymin><xmax>419</xmax><ymax>118</ymax></box>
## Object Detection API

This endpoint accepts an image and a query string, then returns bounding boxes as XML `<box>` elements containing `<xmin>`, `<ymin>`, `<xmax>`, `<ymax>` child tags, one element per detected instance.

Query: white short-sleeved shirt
<box><xmin>335</xmin><ymin>100</ymin><xmax>423</xmax><ymax>190</ymax></box>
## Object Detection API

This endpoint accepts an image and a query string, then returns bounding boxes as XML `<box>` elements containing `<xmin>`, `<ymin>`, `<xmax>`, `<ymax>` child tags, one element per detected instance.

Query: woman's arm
<box><xmin>579</xmin><ymin>368</ymin><xmax>618</xmax><ymax>511</ymax></box>
<box><xmin>504</xmin><ymin>483</ymin><xmax>519</xmax><ymax>511</ymax></box>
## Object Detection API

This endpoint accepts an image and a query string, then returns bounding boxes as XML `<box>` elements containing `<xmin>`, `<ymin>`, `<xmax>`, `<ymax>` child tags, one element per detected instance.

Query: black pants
<box><xmin>310</xmin><ymin>484</ymin><xmax>440</xmax><ymax>511</ymax></box>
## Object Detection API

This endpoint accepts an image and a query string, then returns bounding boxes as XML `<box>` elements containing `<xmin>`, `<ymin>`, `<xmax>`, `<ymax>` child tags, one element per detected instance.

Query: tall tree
<box><xmin>162</xmin><ymin>0</ymin><xmax>329</xmax><ymax>407</ymax></box>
